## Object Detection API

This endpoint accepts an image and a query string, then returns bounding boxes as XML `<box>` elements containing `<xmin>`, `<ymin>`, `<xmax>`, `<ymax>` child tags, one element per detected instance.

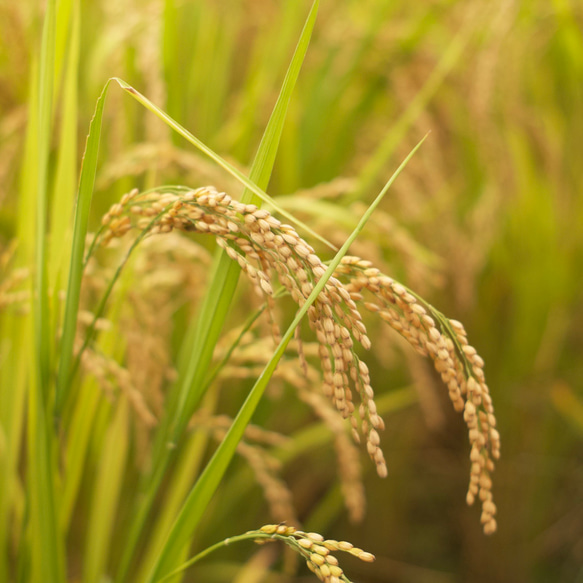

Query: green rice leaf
<box><xmin>29</xmin><ymin>0</ymin><xmax>66</xmax><ymax>579</ymax></box>
<box><xmin>169</xmin><ymin>0</ymin><xmax>321</xmax><ymax>452</ymax></box>
<box><xmin>55</xmin><ymin>79</ymin><xmax>112</xmax><ymax>416</ymax></box>
<box><xmin>113</xmin><ymin>77</ymin><xmax>334</xmax><ymax>251</ymax></box>
<box><xmin>115</xmin><ymin>3</ymin><xmax>321</xmax><ymax>580</ymax></box>
<box><xmin>146</xmin><ymin>133</ymin><xmax>428</xmax><ymax>582</ymax></box>
<box><xmin>82</xmin><ymin>399</ymin><xmax>129</xmax><ymax>583</ymax></box>
<box><xmin>49</xmin><ymin>0</ymin><xmax>80</xmax><ymax>297</ymax></box>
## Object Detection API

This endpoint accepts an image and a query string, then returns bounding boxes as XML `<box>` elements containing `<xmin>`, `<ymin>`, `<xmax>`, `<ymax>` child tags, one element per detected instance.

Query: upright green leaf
<box><xmin>115</xmin><ymin>3</ymin><xmax>321</xmax><ymax>579</ymax></box>
<box><xmin>55</xmin><ymin>79</ymin><xmax>111</xmax><ymax>415</ymax></box>
<box><xmin>146</xmin><ymin>134</ymin><xmax>428</xmax><ymax>582</ymax></box>
<box><xmin>169</xmin><ymin>0</ymin><xmax>321</xmax><ymax>465</ymax></box>
<box><xmin>49</xmin><ymin>0</ymin><xmax>80</xmax><ymax>296</ymax></box>
<box><xmin>0</xmin><ymin>51</ymin><xmax>40</xmax><ymax>583</ymax></box>
<box><xmin>29</xmin><ymin>0</ymin><xmax>66</xmax><ymax>579</ymax></box>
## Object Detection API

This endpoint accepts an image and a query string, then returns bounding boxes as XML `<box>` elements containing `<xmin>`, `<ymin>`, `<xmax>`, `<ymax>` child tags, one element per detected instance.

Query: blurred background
<box><xmin>1</xmin><ymin>0</ymin><xmax>582</xmax><ymax>581</ymax></box>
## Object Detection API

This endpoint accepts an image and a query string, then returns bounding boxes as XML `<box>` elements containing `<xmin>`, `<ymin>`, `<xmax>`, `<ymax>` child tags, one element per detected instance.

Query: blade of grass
<box><xmin>115</xmin><ymin>3</ymin><xmax>320</xmax><ymax>579</ymax></box>
<box><xmin>54</xmin><ymin>0</ymin><xmax>75</xmax><ymax>88</ymax></box>
<box><xmin>222</xmin><ymin>1</ymin><xmax>305</xmax><ymax>159</ymax></box>
<box><xmin>191</xmin><ymin>4</ymin><xmax>239</xmax><ymax>144</ymax></box>
<box><xmin>59</xmin><ymin>377</ymin><xmax>101</xmax><ymax>531</ymax></box>
<box><xmin>114</xmin><ymin>77</ymin><xmax>334</xmax><ymax>251</ymax></box>
<box><xmin>147</xmin><ymin>133</ymin><xmax>428</xmax><ymax>582</ymax></box>
<box><xmin>49</xmin><ymin>0</ymin><xmax>80</xmax><ymax>297</ymax></box>
<box><xmin>55</xmin><ymin>78</ymin><xmax>111</xmax><ymax>416</ymax></box>
<box><xmin>34</xmin><ymin>0</ymin><xmax>54</xmax><ymax>396</ymax></box>
<box><xmin>0</xmin><ymin>53</ymin><xmax>40</xmax><ymax>583</ymax></box>
<box><xmin>0</xmin><ymin>317</ymin><xmax>30</xmax><ymax>581</ymax></box>
<box><xmin>60</xmin><ymin>284</ymin><xmax>129</xmax><ymax>532</ymax></box>
<box><xmin>134</xmin><ymin>395</ymin><xmax>217</xmax><ymax>583</ymax></box>
<box><xmin>169</xmin><ymin>0</ymin><xmax>321</xmax><ymax>461</ymax></box>
<box><xmin>29</xmin><ymin>0</ymin><xmax>66</xmax><ymax>579</ymax></box>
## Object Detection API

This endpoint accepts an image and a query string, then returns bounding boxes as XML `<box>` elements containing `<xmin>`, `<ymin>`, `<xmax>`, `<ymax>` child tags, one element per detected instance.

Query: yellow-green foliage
<box><xmin>0</xmin><ymin>0</ymin><xmax>581</xmax><ymax>582</ymax></box>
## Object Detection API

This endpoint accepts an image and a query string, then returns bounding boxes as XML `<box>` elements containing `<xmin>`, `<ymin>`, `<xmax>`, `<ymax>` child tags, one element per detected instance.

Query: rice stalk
<box><xmin>157</xmin><ymin>524</ymin><xmax>376</xmax><ymax>583</ymax></box>
<box><xmin>115</xmin><ymin>6</ymin><xmax>321</xmax><ymax>577</ymax></box>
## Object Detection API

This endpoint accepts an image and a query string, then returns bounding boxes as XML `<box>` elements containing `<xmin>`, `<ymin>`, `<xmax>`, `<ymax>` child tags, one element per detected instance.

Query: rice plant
<box><xmin>2</xmin><ymin>0</ymin><xmax>581</xmax><ymax>582</ymax></box>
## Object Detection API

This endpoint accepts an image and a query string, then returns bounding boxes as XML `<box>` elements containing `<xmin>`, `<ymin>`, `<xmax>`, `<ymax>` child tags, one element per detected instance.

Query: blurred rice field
<box><xmin>0</xmin><ymin>0</ymin><xmax>582</xmax><ymax>581</ymax></box>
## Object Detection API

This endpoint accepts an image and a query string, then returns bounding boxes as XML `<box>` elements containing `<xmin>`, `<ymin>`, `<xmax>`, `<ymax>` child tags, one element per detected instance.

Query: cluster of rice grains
<box><xmin>335</xmin><ymin>257</ymin><xmax>500</xmax><ymax>534</ymax></box>
<box><xmin>99</xmin><ymin>185</ymin><xmax>499</xmax><ymax>534</ymax></box>
<box><xmin>99</xmin><ymin>186</ymin><xmax>387</xmax><ymax>477</ymax></box>
<box><xmin>253</xmin><ymin>524</ymin><xmax>374</xmax><ymax>583</ymax></box>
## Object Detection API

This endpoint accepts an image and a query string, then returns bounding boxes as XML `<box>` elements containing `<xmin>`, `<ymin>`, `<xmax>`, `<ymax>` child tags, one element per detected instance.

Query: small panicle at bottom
<box><xmin>255</xmin><ymin>524</ymin><xmax>375</xmax><ymax>583</ymax></box>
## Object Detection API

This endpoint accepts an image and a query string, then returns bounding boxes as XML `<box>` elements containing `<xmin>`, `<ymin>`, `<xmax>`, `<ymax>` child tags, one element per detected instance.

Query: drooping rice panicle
<box><xmin>98</xmin><ymin>186</ymin><xmax>387</xmax><ymax>478</ymax></box>
<box><xmin>335</xmin><ymin>256</ymin><xmax>500</xmax><ymax>534</ymax></box>
<box><xmin>98</xmin><ymin>186</ymin><xmax>499</xmax><ymax>533</ymax></box>
<box><xmin>254</xmin><ymin>524</ymin><xmax>375</xmax><ymax>583</ymax></box>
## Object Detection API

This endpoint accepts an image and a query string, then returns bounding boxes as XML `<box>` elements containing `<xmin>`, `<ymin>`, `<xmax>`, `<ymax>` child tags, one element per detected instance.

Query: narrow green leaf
<box><xmin>55</xmin><ymin>78</ymin><xmax>112</xmax><ymax>416</ymax></box>
<box><xmin>34</xmin><ymin>0</ymin><xmax>54</xmax><ymax>396</ymax></box>
<box><xmin>59</xmin><ymin>377</ymin><xmax>101</xmax><ymax>531</ymax></box>
<box><xmin>61</xmin><ymin>255</ymin><xmax>132</xmax><ymax>534</ymax></box>
<box><xmin>146</xmin><ymin>133</ymin><xmax>428</xmax><ymax>581</ymax></box>
<box><xmin>0</xmin><ymin>52</ymin><xmax>40</xmax><ymax>583</ymax></box>
<box><xmin>29</xmin><ymin>0</ymin><xmax>66</xmax><ymax>579</ymax></box>
<box><xmin>241</xmin><ymin>1</ymin><xmax>321</xmax><ymax>204</ymax></box>
<box><xmin>170</xmin><ymin>0</ymin><xmax>321</xmax><ymax>460</ymax></box>
<box><xmin>134</xmin><ymin>401</ymin><xmax>216</xmax><ymax>583</ymax></box>
<box><xmin>49</xmin><ymin>0</ymin><xmax>80</xmax><ymax>296</ymax></box>
<box><xmin>113</xmin><ymin>76</ymin><xmax>334</xmax><ymax>251</ymax></box>
<box><xmin>54</xmin><ymin>0</ymin><xmax>75</xmax><ymax>87</ymax></box>
<box><xmin>0</xmin><ymin>318</ymin><xmax>30</xmax><ymax>581</ymax></box>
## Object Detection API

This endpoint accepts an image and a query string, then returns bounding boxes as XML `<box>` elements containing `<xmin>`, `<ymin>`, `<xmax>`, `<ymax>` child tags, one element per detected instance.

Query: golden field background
<box><xmin>0</xmin><ymin>0</ymin><xmax>582</xmax><ymax>581</ymax></box>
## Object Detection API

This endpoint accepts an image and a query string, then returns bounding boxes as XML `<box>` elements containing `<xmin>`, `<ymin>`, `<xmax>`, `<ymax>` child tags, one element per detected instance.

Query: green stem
<box><xmin>154</xmin><ymin>531</ymin><xmax>263</xmax><ymax>583</ymax></box>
